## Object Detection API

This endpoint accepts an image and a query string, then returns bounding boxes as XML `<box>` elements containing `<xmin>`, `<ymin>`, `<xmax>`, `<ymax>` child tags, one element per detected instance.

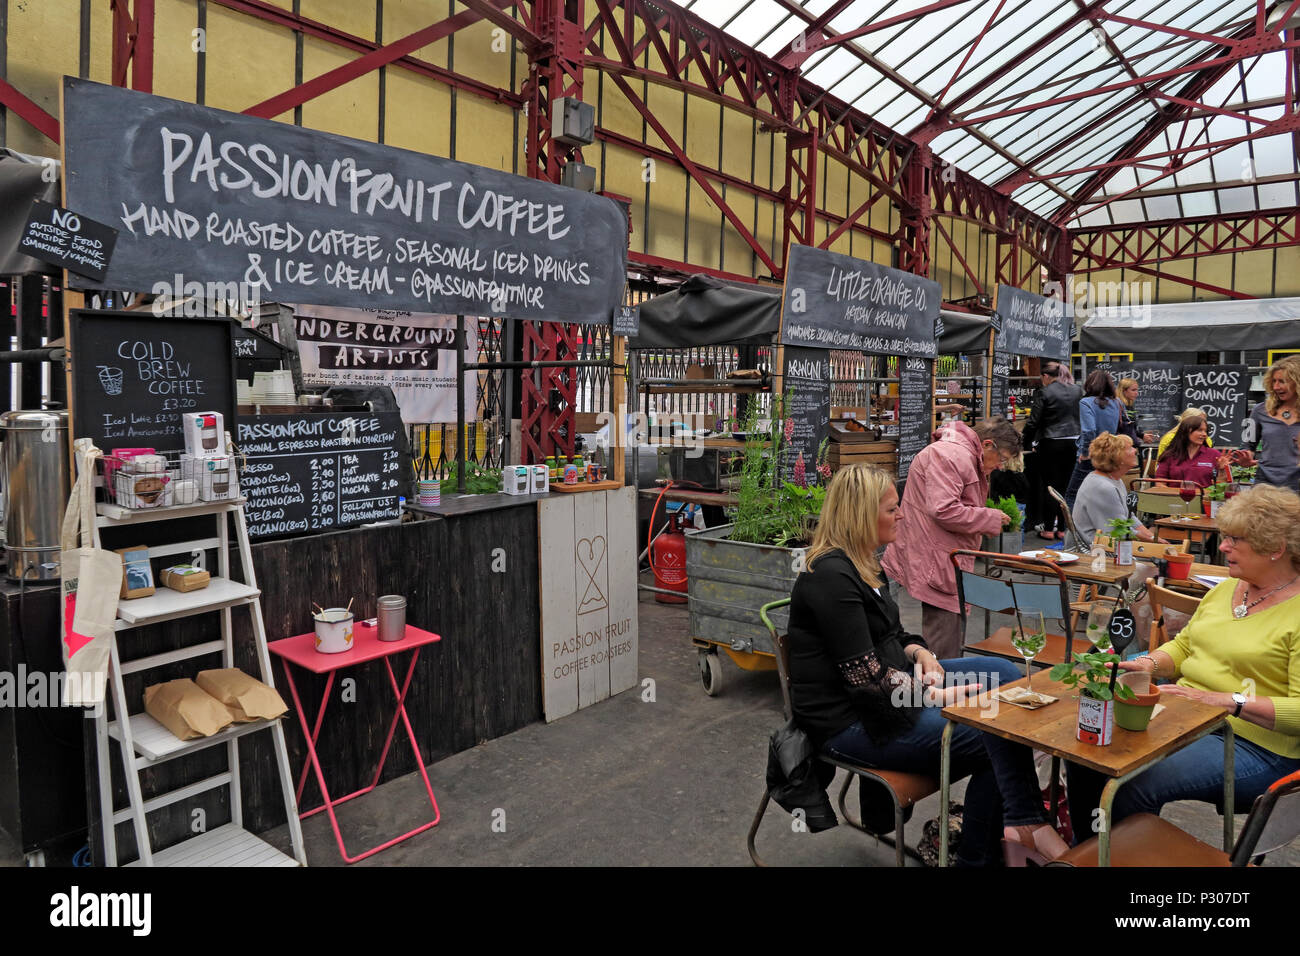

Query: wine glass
<box><xmin>1011</xmin><ymin>610</ymin><xmax>1048</xmax><ymax>689</ymax></box>
<box><xmin>1086</xmin><ymin>605</ymin><xmax>1113</xmax><ymax>652</ymax></box>
<box><xmin>1177</xmin><ymin>480</ymin><xmax>1197</xmax><ymax>505</ymax></box>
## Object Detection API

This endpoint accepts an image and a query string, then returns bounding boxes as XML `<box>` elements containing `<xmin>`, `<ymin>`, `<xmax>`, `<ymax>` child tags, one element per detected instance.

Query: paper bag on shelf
<box><xmin>144</xmin><ymin>679</ymin><xmax>234</xmax><ymax>740</ymax></box>
<box><xmin>195</xmin><ymin>668</ymin><xmax>288</xmax><ymax>723</ymax></box>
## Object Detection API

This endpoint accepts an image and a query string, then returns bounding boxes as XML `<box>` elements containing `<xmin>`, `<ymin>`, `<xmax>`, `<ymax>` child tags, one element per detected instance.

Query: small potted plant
<box><xmin>1231</xmin><ymin>462</ymin><xmax>1257</xmax><ymax>487</ymax></box>
<box><xmin>1105</xmin><ymin>516</ymin><xmax>1137</xmax><ymax>566</ymax></box>
<box><xmin>1049</xmin><ymin>651</ymin><xmax>1136</xmax><ymax>745</ymax></box>
<box><xmin>1112</xmin><ymin>671</ymin><xmax>1161</xmax><ymax>732</ymax></box>
<box><xmin>1204</xmin><ymin>482</ymin><xmax>1229</xmax><ymax>517</ymax></box>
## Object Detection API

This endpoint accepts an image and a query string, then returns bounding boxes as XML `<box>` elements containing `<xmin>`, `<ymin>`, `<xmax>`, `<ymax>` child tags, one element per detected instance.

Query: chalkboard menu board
<box><xmin>989</xmin><ymin>350</ymin><xmax>1012</xmax><ymax>420</ymax></box>
<box><xmin>781</xmin><ymin>245</ymin><xmax>938</xmax><ymax>356</ymax></box>
<box><xmin>994</xmin><ymin>284</ymin><xmax>1070</xmax><ymax>360</ymax></box>
<box><xmin>1181</xmin><ymin>365</ymin><xmax>1248</xmax><ymax>446</ymax></box>
<box><xmin>897</xmin><ymin>357</ymin><xmax>933</xmax><ymax>480</ymax></box>
<box><xmin>779</xmin><ymin>347</ymin><xmax>831</xmax><ymax>485</ymax></box>
<box><xmin>63</xmin><ymin>79</ymin><xmax>628</xmax><ymax>326</ymax></box>
<box><xmin>1094</xmin><ymin>361</ymin><xmax>1183</xmax><ymax>435</ymax></box>
<box><xmin>68</xmin><ymin>310</ymin><xmax>236</xmax><ymax>450</ymax></box>
<box><xmin>235</xmin><ymin>412</ymin><xmax>408</xmax><ymax>540</ymax></box>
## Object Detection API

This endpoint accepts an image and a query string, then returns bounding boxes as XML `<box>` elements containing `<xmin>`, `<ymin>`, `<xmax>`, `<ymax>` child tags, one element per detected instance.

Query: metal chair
<box><xmin>1046</xmin><ymin>485</ymin><xmax>1091</xmax><ymax>553</ymax></box>
<box><xmin>951</xmin><ymin>550</ymin><xmax>1077</xmax><ymax>668</ymax></box>
<box><xmin>1055</xmin><ymin>769</ymin><xmax>1300</xmax><ymax>867</ymax></box>
<box><xmin>1132</xmin><ymin>478</ymin><xmax>1202</xmax><ymax>522</ymax></box>
<box><xmin>747</xmin><ymin>598</ymin><xmax>942</xmax><ymax>867</ymax></box>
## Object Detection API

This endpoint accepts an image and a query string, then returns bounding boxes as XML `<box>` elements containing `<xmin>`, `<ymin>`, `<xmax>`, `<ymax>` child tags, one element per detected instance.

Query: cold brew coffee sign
<box><xmin>781</xmin><ymin>245</ymin><xmax>938</xmax><ymax>356</ymax></box>
<box><xmin>68</xmin><ymin>310</ymin><xmax>235</xmax><ymax>450</ymax></box>
<box><xmin>62</xmin><ymin>79</ymin><xmax>628</xmax><ymax>324</ymax></box>
<box><xmin>994</xmin><ymin>284</ymin><xmax>1070</xmax><ymax>360</ymax></box>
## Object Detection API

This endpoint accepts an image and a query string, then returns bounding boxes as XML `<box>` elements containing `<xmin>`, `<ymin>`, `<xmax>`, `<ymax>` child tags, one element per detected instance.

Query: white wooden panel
<box><xmin>539</xmin><ymin>495</ymin><xmax>579</xmax><ymax>721</ymax></box>
<box><xmin>573</xmin><ymin>491</ymin><xmax>611</xmax><ymax>707</ymax></box>
<box><xmin>604</xmin><ymin>487</ymin><xmax>639</xmax><ymax>696</ymax></box>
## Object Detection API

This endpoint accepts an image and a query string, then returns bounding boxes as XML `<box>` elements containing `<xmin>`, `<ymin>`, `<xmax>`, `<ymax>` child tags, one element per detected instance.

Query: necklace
<box><xmin>1233</xmin><ymin>576</ymin><xmax>1299</xmax><ymax>619</ymax></box>
<box><xmin>1283</xmin><ymin>408</ymin><xmax>1294</xmax><ymax>421</ymax></box>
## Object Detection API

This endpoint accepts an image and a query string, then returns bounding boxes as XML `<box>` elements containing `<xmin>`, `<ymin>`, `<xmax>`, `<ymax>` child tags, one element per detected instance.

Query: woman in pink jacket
<box><xmin>883</xmin><ymin>419</ymin><xmax>1020</xmax><ymax>659</ymax></box>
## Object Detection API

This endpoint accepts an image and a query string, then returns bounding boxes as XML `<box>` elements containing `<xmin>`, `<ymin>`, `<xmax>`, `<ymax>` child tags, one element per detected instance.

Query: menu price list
<box><xmin>236</xmin><ymin>413</ymin><xmax>406</xmax><ymax>539</ymax></box>
<box><xmin>897</xmin><ymin>357</ymin><xmax>933</xmax><ymax>480</ymax></box>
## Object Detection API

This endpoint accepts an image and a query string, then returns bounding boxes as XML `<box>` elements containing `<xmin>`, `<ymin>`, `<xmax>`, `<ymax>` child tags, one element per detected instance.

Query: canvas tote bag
<box><xmin>60</xmin><ymin>438</ymin><xmax>121</xmax><ymax>706</ymax></box>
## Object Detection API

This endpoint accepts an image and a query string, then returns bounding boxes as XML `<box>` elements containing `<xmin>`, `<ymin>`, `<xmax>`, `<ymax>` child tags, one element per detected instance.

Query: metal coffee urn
<box><xmin>1</xmin><ymin>410</ymin><xmax>70</xmax><ymax>582</ymax></box>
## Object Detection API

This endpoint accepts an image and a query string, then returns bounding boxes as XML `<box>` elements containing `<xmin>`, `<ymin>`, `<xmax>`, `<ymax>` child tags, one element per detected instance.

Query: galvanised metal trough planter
<box><xmin>684</xmin><ymin>523</ymin><xmax>800</xmax><ymax>696</ymax></box>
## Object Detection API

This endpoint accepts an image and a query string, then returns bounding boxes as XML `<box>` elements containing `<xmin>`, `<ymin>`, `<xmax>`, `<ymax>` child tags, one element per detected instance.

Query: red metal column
<box><xmin>520</xmin><ymin>0</ymin><xmax>586</xmax><ymax>464</ymax></box>
<box><xmin>782</xmin><ymin>130</ymin><xmax>818</xmax><ymax>268</ymax></box>
<box><xmin>996</xmin><ymin>230</ymin><xmax>1020</xmax><ymax>287</ymax></box>
<box><xmin>111</xmin><ymin>0</ymin><xmax>155</xmax><ymax>93</ymax></box>
<box><xmin>898</xmin><ymin>146</ymin><xmax>933</xmax><ymax>277</ymax></box>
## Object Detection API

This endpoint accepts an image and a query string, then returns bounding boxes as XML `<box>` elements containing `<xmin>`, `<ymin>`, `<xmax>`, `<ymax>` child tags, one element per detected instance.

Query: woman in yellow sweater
<box><xmin>1066</xmin><ymin>484</ymin><xmax>1300</xmax><ymax>833</ymax></box>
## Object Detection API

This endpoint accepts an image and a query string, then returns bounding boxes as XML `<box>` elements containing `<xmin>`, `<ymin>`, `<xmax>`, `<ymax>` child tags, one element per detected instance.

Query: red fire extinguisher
<box><xmin>649</xmin><ymin>488</ymin><xmax>689</xmax><ymax>604</ymax></box>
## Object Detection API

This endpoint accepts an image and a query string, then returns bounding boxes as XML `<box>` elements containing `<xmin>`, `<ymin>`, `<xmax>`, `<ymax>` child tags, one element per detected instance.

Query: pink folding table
<box><xmin>269</xmin><ymin>623</ymin><xmax>441</xmax><ymax>863</ymax></box>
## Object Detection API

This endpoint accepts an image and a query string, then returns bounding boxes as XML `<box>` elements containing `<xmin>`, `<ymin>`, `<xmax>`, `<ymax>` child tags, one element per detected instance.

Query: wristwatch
<box><xmin>1231</xmin><ymin>692</ymin><xmax>1247</xmax><ymax>717</ymax></box>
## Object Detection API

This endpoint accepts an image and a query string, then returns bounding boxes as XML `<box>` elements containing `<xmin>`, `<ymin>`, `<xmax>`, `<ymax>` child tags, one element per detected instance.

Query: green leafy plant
<box><xmin>1049</xmin><ymin>651</ymin><xmax>1136</xmax><ymax>702</ymax></box>
<box><xmin>1205</xmin><ymin>482</ymin><xmax>1229</xmax><ymax>502</ymax></box>
<box><xmin>986</xmin><ymin>495</ymin><xmax>1022</xmax><ymax>531</ymax></box>
<box><xmin>1231</xmin><ymin>463</ymin><xmax>1257</xmax><ymax>483</ymax></box>
<box><xmin>440</xmin><ymin>460</ymin><xmax>502</xmax><ymax>495</ymax></box>
<box><xmin>1105</xmin><ymin>516</ymin><xmax>1137</xmax><ymax>541</ymax></box>
<box><xmin>726</xmin><ymin>392</ymin><xmax>827</xmax><ymax>547</ymax></box>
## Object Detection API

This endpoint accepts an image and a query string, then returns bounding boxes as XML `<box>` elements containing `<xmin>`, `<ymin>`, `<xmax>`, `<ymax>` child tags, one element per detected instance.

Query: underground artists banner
<box><xmin>293</xmin><ymin>304</ymin><xmax>477</xmax><ymax>424</ymax></box>
<box><xmin>62</xmin><ymin>79</ymin><xmax>628</xmax><ymax>324</ymax></box>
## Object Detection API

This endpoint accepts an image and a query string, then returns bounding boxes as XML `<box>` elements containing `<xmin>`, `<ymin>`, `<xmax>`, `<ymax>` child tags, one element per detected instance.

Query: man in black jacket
<box><xmin>1020</xmin><ymin>362</ymin><xmax>1082</xmax><ymax>540</ymax></box>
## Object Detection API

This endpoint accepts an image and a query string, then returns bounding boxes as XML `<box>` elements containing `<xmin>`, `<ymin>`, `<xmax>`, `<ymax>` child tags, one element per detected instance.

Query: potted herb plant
<box><xmin>985</xmin><ymin>495</ymin><xmax>1023</xmax><ymax>553</ymax></box>
<box><xmin>1231</xmin><ymin>462</ymin><xmax>1257</xmax><ymax>487</ymax></box>
<box><xmin>1049</xmin><ymin>651</ymin><xmax>1136</xmax><ymax>746</ymax></box>
<box><xmin>1204</xmin><ymin>481</ymin><xmax>1228</xmax><ymax>518</ymax></box>
<box><xmin>685</xmin><ymin>393</ymin><xmax>828</xmax><ymax>694</ymax></box>
<box><xmin>1105</xmin><ymin>516</ymin><xmax>1137</xmax><ymax>566</ymax></box>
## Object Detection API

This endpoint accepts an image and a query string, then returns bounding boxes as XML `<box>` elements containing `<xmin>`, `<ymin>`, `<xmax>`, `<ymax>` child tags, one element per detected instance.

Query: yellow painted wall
<box><xmin>11</xmin><ymin>1</ymin><xmax>1283</xmax><ymax>302</ymax></box>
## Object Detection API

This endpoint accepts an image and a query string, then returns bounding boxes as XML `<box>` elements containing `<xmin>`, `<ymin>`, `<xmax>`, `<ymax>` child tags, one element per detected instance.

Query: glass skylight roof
<box><xmin>679</xmin><ymin>0</ymin><xmax>1298</xmax><ymax>226</ymax></box>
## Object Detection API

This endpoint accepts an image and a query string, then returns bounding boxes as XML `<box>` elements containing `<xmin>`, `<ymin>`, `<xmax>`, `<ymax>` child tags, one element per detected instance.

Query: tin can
<box><xmin>563</xmin><ymin>463</ymin><xmax>578</xmax><ymax>484</ymax></box>
<box><xmin>586</xmin><ymin>463</ymin><xmax>599</xmax><ymax>483</ymax></box>
<box><xmin>377</xmin><ymin>594</ymin><xmax>407</xmax><ymax>642</ymax></box>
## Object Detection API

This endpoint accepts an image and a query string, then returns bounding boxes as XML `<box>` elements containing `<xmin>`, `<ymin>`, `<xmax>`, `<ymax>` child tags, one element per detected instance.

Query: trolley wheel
<box><xmin>699</xmin><ymin>650</ymin><xmax>723</xmax><ymax>696</ymax></box>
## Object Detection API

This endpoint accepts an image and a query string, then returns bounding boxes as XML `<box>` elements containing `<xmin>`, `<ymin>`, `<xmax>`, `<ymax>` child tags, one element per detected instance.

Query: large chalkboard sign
<box><xmin>68</xmin><ymin>310</ymin><xmax>236</xmax><ymax>450</ymax></box>
<box><xmin>1181</xmin><ymin>365</ymin><xmax>1248</xmax><ymax>446</ymax></box>
<box><xmin>63</xmin><ymin>79</ymin><xmax>628</xmax><ymax>325</ymax></box>
<box><xmin>994</xmin><ymin>284</ymin><xmax>1070</xmax><ymax>360</ymax></box>
<box><xmin>1093</xmin><ymin>361</ymin><xmax>1184</xmax><ymax>436</ymax></box>
<box><xmin>235</xmin><ymin>412</ymin><xmax>408</xmax><ymax>539</ymax></box>
<box><xmin>779</xmin><ymin>347</ymin><xmax>831</xmax><ymax>485</ymax></box>
<box><xmin>897</xmin><ymin>357</ymin><xmax>933</xmax><ymax>480</ymax></box>
<box><xmin>781</xmin><ymin>245</ymin><xmax>938</xmax><ymax>356</ymax></box>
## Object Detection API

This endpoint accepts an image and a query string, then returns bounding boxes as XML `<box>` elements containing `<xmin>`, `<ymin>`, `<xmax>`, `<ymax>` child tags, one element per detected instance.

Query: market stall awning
<box><xmin>629</xmin><ymin>275</ymin><xmax>780</xmax><ymax>349</ymax></box>
<box><xmin>937</xmin><ymin>309</ymin><xmax>993</xmax><ymax>354</ymax></box>
<box><xmin>0</xmin><ymin>148</ymin><xmax>60</xmax><ymax>275</ymax></box>
<box><xmin>1080</xmin><ymin>297</ymin><xmax>1300</xmax><ymax>353</ymax></box>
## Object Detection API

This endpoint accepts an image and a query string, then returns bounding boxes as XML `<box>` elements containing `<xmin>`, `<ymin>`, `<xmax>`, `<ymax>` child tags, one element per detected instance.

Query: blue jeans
<box><xmin>1065</xmin><ymin>731</ymin><xmax>1300</xmax><ymax>840</ymax></box>
<box><xmin>1065</xmin><ymin>457</ymin><xmax>1091</xmax><ymax>510</ymax></box>
<box><xmin>822</xmin><ymin>656</ymin><xmax>1046</xmax><ymax>867</ymax></box>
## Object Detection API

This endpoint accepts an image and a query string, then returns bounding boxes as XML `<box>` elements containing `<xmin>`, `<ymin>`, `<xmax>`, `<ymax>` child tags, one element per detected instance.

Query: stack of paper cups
<box><xmin>418</xmin><ymin>479</ymin><xmax>440</xmax><ymax>507</ymax></box>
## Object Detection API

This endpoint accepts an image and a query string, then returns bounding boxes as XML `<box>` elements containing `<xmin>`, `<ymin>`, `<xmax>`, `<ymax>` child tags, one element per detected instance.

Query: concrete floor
<box><xmin>263</xmin><ymin>581</ymin><xmax>1299</xmax><ymax>868</ymax></box>
<box><xmin>5</xmin><ymin>574</ymin><xmax>1296</xmax><ymax>867</ymax></box>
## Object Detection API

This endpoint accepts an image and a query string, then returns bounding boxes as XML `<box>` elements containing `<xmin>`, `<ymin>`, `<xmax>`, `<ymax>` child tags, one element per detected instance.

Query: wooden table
<box><xmin>1155</xmin><ymin>513</ymin><xmax>1221</xmax><ymax>563</ymax></box>
<box><xmin>638</xmin><ymin>486</ymin><xmax>738</xmax><ymax>508</ymax></box>
<box><xmin>938</xmin><ymin>672</ymin><xmax>1233</xmax><ymax>866</ymax></box>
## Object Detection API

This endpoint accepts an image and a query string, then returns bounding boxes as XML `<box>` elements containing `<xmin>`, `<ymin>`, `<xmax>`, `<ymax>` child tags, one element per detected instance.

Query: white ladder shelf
<box><xmin>91</xmin><ymin>490</ymin><xmax>307</xmax><ymax>867</ymax></box>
